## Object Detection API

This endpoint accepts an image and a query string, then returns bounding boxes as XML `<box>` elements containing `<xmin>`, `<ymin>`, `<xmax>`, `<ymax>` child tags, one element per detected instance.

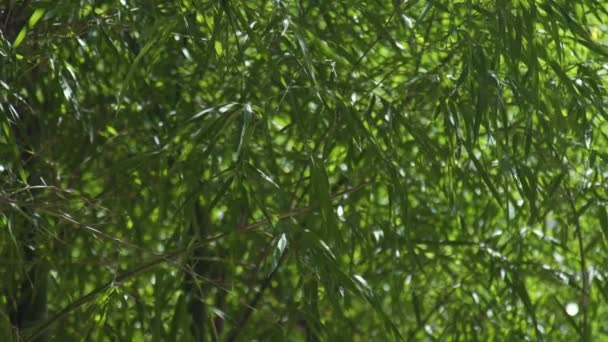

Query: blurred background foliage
<box><xmin>1</xmin><ymin>0</ymin><xmax>608</xmax><ymax>340</ymax></box>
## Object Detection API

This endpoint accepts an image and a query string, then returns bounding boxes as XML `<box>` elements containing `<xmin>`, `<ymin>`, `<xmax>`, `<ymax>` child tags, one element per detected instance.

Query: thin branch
<box><xmin>25</xmin><ymin>250</ymin><xmax>184</xmax><ymax>341</ymax></box>
<box><xmin>226</xmin><ymin>248</ymin><xmax>288</xmax><ymax>342</ymax></box>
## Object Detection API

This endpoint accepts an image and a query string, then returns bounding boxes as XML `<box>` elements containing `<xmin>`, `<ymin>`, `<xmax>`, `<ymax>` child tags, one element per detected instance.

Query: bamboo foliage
<box><xmin>1</xmin><ymin>0</ymin><xmax>608</xmax><ymax>340</ymax></box>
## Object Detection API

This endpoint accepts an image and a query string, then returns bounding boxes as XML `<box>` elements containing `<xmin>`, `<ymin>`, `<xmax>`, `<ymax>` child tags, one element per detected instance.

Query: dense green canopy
<box><xmin>2</xmin><ymin>0</ymin><xmax>608</xmax><ymax>340</ymax></box>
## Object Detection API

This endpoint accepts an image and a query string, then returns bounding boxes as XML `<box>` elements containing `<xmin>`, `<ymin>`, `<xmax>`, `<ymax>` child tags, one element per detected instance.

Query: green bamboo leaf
<box><xmin>463</xmin><ymin>144</ymin><xmax>501</xmax><ymax>203</ymax></box>
<box><xmin>310</xmin><ymin>157</ymin><xmax>337</xmax><ymax>239</ymax></box>
<box><xmin>236</xmin><ymin>105</ymin><xmax>253</xmax><ymax>160</ymax></box>
<box><xmin>12</xmin><ymin>28</ymin><xmax>28</xmax><ymax>48</ymax></box>
<box><xmin>12</xmin><ymin>8</ymin><xmax>46</xmax><ymax>48</ymax></box>
<box><xmin>598</xmin><ymin>206</ymin><xmax>608</xmax><ymax>244</ymax></box>
<box><xmin>115</xmin><ymin>19</ymin><xmax>176</xmax><ymax>114</ymax></box>
<box><xmin>509</xmin><ymin>274</ymin><xmax>542</xmax><ymax>340</ymax></box>
<box><xmin>28</xmin><ymin>8</ymin><xmax>46</xmax><ymax>28</ymax></box>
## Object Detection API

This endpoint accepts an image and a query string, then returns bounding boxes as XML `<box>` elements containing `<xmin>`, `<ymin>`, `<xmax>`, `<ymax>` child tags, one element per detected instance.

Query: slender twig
<box><xmin>26</xmin><ymin>250</ymin><xmax>184</xmax><ymax>341</ymax></box>
<box><xmin>201</xmin><ymin>182</ymin><xmax>373</xmax><ymax>244</ymax></box>
<box><xmin>26</xmin><ymin>182</ymin><xmax>369</xmax><ymax>340</ymax></box>
<box><xmin>226</xmin><ymin>248</ymin><xmax>288</xmax><ymax>342</ymax></box>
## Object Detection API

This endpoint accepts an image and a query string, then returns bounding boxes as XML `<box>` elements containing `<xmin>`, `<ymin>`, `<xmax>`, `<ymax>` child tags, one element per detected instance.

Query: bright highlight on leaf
<box><xmin>566</xmin><ymin>302</ymin><xmax>579</xmax><ymax>316</ymax></box>
<box><xmin>277</xmin><ymin>233</ymin><xmax>287</xmax><ymax>253</ymax></box>
<box><xmin>12</xmin><ymin>8</ymin><xmax>46</xmax><ymax>48</ymax></box>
